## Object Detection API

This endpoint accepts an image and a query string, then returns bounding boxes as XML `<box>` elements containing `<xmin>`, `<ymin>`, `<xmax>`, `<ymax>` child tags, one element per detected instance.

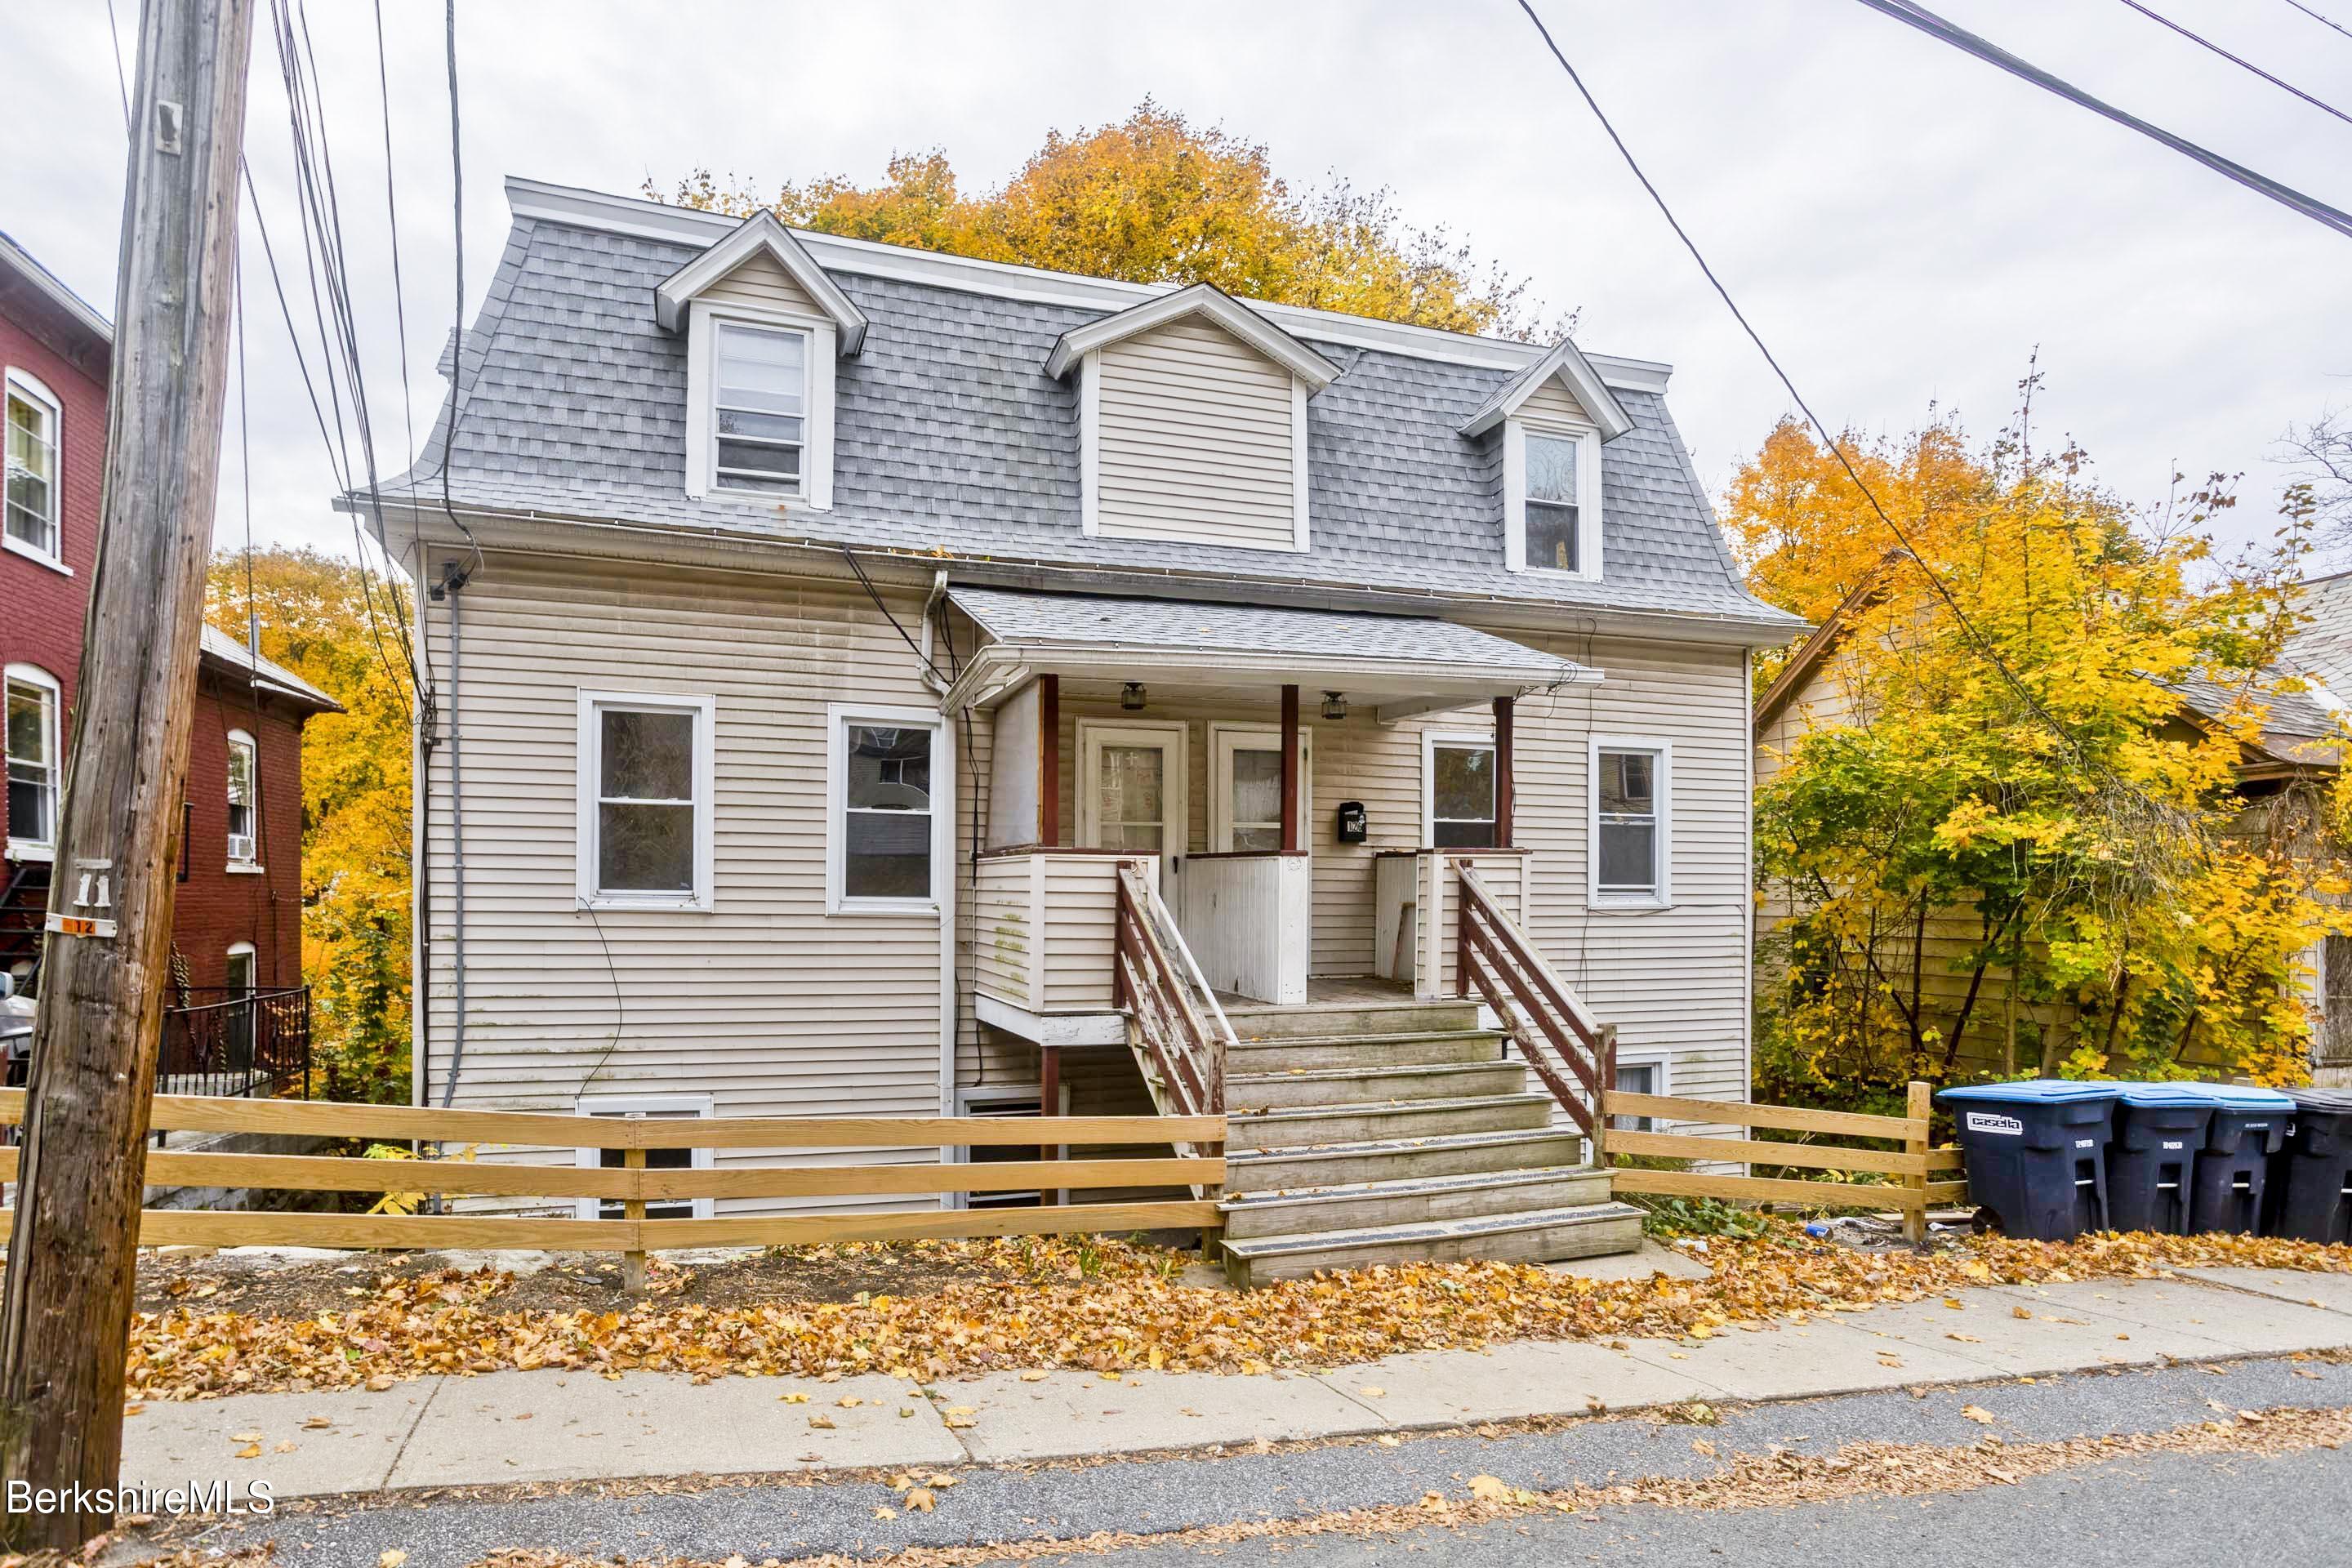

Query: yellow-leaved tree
<box><xmin>207</xmin><ymin>546</ymin><xmax>412</xmax><ymax>1101</ymax></box>
<box><xmin>653</xmin><ymin>100</ymin><xmax>1561</xmax><ymax>340</ymax></box>
<box><xmin>1738</xmin><ymin>408</ymin><xmax>2347</xmax><ymax>1111</ymax></box>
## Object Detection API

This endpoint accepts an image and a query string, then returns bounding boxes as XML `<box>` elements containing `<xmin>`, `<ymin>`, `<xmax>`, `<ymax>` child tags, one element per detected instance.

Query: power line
<box><xmin>438</xmin><ymin>0</ymin><xmax>484</xmax><ymax>581</ymax></box>
<box><xmin>2116</xmin><ymin>0</ymin><xmax>2352</xmax><ymax>129</ymax></box>
<box><xmin>100</xmin><ymin>0</ymin><xmax>129</xmax><ymax>131</ymax></box>
<box><xmin>1853</xmin><ymin>0</ymin><xmax>2352</xmax><ymax>240</ymax></box>
<box><xmin>1511</xmin><ymin>0</ymin><xmax>2096</xmax><ymax>767</ymax></box>
<box><xmin>2283</xmin><ymin>0</ymin><xmax>2352</xmax><ymax>44</ymax></box>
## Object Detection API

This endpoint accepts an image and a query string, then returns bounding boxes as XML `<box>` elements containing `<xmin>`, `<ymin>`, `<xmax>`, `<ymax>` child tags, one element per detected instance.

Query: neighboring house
<box><xmin>368</xmin><ymin>177</ymin><xmax>1803</xmax><ymax>1275</ymax></box>
<box><xmin>1</xmin><ymin>229</ymin><xmax>340</xmax><ymax>1086</ymax></box>
<box><xmin>1756</xmin><ymin>557</ymin><xmax>2345</xmax><ymax>1079</ymax></box>
<box><xmin>2287</xmin><ymin>571</ymin><xmax>2352</xmax><ymax>1086</ymax></box>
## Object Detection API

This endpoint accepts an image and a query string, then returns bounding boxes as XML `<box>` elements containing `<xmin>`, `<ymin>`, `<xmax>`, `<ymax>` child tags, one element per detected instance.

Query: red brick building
<box><xmin>2</xmin><ymin>229</ymin><xmax>337</xmax><ymax>1022</ymax></box>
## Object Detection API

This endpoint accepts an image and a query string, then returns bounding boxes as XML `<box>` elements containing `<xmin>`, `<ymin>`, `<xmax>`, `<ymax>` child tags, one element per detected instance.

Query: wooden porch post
<box><xmin>1493</xmin><ymin>696</ymin><xmax>1515</xmax><ymax>848</ymax></box>
<box><xmin>1039</xmin><ymin>674</ymin><xmax>1061</xmax><ymax>847</ymax></box>
<box><xmin>1280</xmin><ymin>684</ymin><xmax>1301</xmax><ymax>854</ymax></box>
<box><xmin>1040</xmin><ymin>1044</ymin><xmax>1062</xmax><ymax>1205</ymax></box>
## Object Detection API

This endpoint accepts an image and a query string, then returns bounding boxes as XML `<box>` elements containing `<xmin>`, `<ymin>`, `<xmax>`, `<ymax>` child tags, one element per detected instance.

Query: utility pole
<box><xmin>0</xmin><ymin>0</ymin><xmax>254</xmax><ymax>1549</ymax></box>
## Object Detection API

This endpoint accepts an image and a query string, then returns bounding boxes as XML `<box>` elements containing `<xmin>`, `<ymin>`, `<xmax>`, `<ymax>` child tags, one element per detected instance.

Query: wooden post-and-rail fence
<box><xmin>0</xmin><ymin>1090</ymin><xmax>1227</xmax><ymax>1291</ymax></box>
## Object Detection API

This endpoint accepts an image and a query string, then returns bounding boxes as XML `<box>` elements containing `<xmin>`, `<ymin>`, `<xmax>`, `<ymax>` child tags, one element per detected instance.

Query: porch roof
<box><xmin>944</xmin><ymin>586</ymin><xmax>1598</xmax><ymax>716</ymax></box>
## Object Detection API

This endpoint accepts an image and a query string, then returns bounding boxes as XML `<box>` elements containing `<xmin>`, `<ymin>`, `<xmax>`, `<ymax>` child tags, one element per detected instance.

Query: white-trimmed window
<box><xmin>1610</xmin><ymin>1049</ymin><xmax>1671</xmax><ymax>1133</ymax></box>
<box><xmin>1504</xmin><ymin>421</ymin><xmax>1601</xmax><ymax>579</ymax></box>
<box><xmin>1423</xmin><ymin>732</ymin><xmax>1498</xmax><ymax>849</ymax></box>
<box><xmin>826</xmin><ymin>702</ymin><xmax>948</xmax><ymax>913</ymax></box>
<box><xmin>576</xmin><ymin>691</ymin><xmax>716</xmax><ymax>910</ymax></box>
<box><xmin>3</xmin><ymin>369</ymin><xmax>64</xmax><ymax>568</ymax></box>
<box><xmin>1590</xmin><ymin>738</ymin><xmax>1668</xmax><ymax>905</ymax></box>
<box><xmin>575</xmin><ymin>1094</ymin><xmax>715</xmax><ymax>1222</ymax></box>
<box><xmin>684</xmin><ymin>304</ymin><xmax>837</xmax><ymax>510</ymax></box>
<box><xmin>952</xmin><ymin>1083</ymin><xmax>1071</xmax><ymax>1210</ymax></box>
<box><xmin>225</xmin><ymin>729</ymin><xmax>260</xmax><ymax>868</ymax></box>
<box><xmin>5</xmin><ymin>663</ymin><xmax>61</xmax><ymax>859</ymax></box>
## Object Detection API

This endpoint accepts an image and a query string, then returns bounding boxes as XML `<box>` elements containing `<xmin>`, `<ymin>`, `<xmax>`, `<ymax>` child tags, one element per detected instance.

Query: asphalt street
<box><xmin>131</xmin><ymin>1353</ymin><xmax>2352</xmax><ymax>1568</ymax></box>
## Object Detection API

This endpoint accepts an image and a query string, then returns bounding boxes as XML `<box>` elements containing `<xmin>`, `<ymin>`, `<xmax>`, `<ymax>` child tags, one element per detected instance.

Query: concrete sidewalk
<box><xmin>120</xmin><ymin>1265</ymin><xmax>2352</xmax><ymax>1499</ymax></box>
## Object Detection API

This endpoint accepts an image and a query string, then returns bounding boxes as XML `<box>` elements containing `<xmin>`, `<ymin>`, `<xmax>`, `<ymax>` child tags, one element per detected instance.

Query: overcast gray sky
<box><xmin>6</xmin><ymin>1</ymin><xmax>2349</xmax><ymax>572</ymax></box>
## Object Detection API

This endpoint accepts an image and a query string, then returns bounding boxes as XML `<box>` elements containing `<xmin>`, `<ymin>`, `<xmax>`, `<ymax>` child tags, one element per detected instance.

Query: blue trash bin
<box><xmin>2186</xmin><ymin>1084</ymin><xmax>2295</xmax><ymax>1234</ymax></box>
<box><xmin>2270</xmin><ymin>1089</ymin><xmax>2352</xmax><ymax>1242</ymax></box>
<box><xmin>1936</xmin><ymin>1080</ymin><xmax>2119</xmax><ymax>1241</ymax></box>
<box><xmin>2108</xmin><ymin>1084</ymin><xmax>2212</xmax><ymax>1235</ymax></box>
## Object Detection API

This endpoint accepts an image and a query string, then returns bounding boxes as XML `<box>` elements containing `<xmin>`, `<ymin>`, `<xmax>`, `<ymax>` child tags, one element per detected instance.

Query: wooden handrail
<box><xmin>1452</xmin><ymin>861</ymin><xmax>1612</xmax><ymax>1140</ymax></box>
<box><xmin>1113</xmin><ymin>862</ymin><xmax>1233</xmax><ymax>1167</ymax></box>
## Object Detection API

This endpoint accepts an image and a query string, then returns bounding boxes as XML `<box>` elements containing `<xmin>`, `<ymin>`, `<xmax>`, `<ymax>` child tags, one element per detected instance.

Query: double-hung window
<box><xmin>1426</xmin><ymin>736</ymin><xmax>1497</xmax><ymax>849</ymax></box>
<box><xmin>1591</xmin><ymin>740</ymin><xmax>1668</xmax><ymax>904</ymax></box>
<box><xmin>1524</xmin><ymin>432</ymin><xmax>1583</xmax><ymax>572</ymax></box>
<box><xmin>711</xmin><ymin>323</ymin><xmax>808</xmax><ymax>497</ymax></box>
<box><xmin>225</xmin><ymin>729</ymin><xmax>260</xmax><ymax>868</ymax></box>
<box><xmin>5</xmin><ymin>665</ymin><xmax>60</xmax><ymax>858</ymax></box>
<box><xmin>828</xmin><ymin>705</ymin><xmax>944</xmax><ymax>911</ymax></box>
<box><xmin>4</xmin><ymin>371</ymin><xmax>62</xmax><ymax>564</ymax></box>
<box><xmin>577</xmin><ymin>692</ymin><xmax>715</xmax><ymax>910</ymax></box>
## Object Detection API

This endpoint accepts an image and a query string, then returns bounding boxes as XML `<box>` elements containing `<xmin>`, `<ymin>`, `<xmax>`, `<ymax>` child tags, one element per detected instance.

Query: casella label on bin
<box><xmin>2074</xmin><ymin>1138</ymin><xmax>2096</xmax><ymax>1148</ymax></box>
<box><xmin>2163</xmin><ymin>1140</ymin><xmax>2184</xmax><ymax>1150</ymax></box>
<box><xmin>1964</xmin><ymin>1111</ymin><xmax>2024</xmax><ymax>1136</ymax></box>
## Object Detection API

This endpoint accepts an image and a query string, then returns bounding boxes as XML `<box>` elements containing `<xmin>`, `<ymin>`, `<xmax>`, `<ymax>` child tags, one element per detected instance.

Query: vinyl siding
<box><xmin>417</xmin><ymin>552</ymin><xmax>957</xmax><ymax>1214</ymax></box>
<box><xmin>1094</xmin><ymin>318</ymin><xmax>1298</xmax><ymax>551</ymax></box>
<box><xmin>699</xmin><ymin>250</ymin><xmax>821</xmax><ymax>316</ymax></box>
<box><xmin>1518</xmin><ymin>378</ymin><xmax>1590</xmax><ymax>428</ymax></box>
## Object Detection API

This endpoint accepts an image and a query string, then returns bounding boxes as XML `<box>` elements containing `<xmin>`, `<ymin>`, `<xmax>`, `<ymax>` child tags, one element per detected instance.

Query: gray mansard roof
<box><xmin>377</xmin><ymin>180</ymin><xmax>1801</xmax><ymax>637</ymax></box>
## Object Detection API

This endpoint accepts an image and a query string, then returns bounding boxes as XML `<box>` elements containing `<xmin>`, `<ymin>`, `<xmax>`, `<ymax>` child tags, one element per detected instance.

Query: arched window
<box><xmin>225</xmin><ymin>729</ymin><xmax>259</xmax><ymax>867</ymax></box>
<box><xmin>5</xmin><ymin>662</ymin><xmax>62</xmax><ymax>858</ymax></box>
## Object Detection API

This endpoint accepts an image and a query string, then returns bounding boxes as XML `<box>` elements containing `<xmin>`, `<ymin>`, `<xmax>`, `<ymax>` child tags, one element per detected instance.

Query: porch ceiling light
<box><xmin>1122</xmin><ymin>681</ymin><xmax>1147</xmax><ymax>711</ymax></box>
<box><xmin>1321</xmin><ymin>690</ymin><xmax>1348</xmax><ymax>720</ymax></box>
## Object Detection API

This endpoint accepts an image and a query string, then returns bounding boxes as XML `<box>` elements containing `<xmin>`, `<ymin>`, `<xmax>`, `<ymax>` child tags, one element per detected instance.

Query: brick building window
<box><xmin>4</xmin><ymin>370</ymin><xmax>63</xmax><ymax>565</ymax></box>
<box><xmin>6</xmin><ymin>664</ymin><xmax>61</xmax><ymax>858</ymax></box>
<box><xmin>225</xmin><ymin>729</ymin><xmax>260</xmax><ymax>869</ymax></box>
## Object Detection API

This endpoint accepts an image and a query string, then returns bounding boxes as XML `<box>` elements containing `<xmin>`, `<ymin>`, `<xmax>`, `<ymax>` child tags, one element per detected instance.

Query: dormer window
<box><xmin>657</xmin><ymin>210</ymin><xmax>868</xmax><ymax>512</ymax></box>
<box><xmin>713</xmin><ymin>323</ymin><xmax>808</xmax><ymax>497</ymax></box>
<box><xmin>1523</xmin><ymin>430</ymin><xmax>1586</xmax><ymax>573</ymax></box>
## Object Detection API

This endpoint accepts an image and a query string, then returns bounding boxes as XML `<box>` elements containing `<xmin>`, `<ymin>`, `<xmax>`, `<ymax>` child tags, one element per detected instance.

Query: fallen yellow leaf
<box><xmin>1962</xmin><ymin>1405</ymin><xmax>1997</xmax><ymax>1424</ymax></box>
<box><xmin>904</xmin><ymin>1487</ymin><xmax>936</xmax><ymax>1512</ymax></box>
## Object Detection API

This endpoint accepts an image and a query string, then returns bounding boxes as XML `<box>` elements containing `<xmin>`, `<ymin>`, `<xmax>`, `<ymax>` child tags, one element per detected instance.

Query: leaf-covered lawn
<box><xmin>125</xmin><ymin>1227</ymin><xmax>2351</xmax><ymax>1401</ymax></box>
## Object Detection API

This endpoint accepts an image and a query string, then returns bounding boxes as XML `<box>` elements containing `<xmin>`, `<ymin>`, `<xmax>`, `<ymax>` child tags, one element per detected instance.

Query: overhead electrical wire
<box><xmin>2283</xmin><ymin>0</ymin><xmax>2352</xmax><ymax>45</ymax></box>
<box><xmin>438</xmin><ymin>0</ymin><xmax>485</xmax><ymax>581</ymax></box>
<box><xmin>371</xmin><ymin>0</ymin><xmax>433</xmax><ymax>702</ymax></box>
<box><xmin>1852</xmin><ymin>0</ymin><xmax>2352</xmax><ymax>240</ymax></box>
<box><xmin>1511</xmin><ymin>0</ymin><xmax>2096</xmax><ymax>768</ymax></box>
<box><xmin>2115</xmin><ymin>0</ymin><xmax>2352</xmax><ymax>129</ymax></box>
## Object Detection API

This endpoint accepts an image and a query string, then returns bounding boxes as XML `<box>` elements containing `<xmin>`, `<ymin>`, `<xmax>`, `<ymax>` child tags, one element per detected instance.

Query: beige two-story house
<box><xmin>367</xmin><ymin>176</ymin><xmax>1803</xmax><ymax>1281</ymax></box>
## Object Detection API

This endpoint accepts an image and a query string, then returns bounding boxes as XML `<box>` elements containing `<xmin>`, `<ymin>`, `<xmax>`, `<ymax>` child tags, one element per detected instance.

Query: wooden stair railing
<box><xmin>1453</xmin><ymin>860</ymin><xmax>1616</xmax><ymax>1146</ymax></box>
<box><xmin>1113</xmin><ymin>862</ymin><xmax>1232</xmax><ymax>1178</ymax></box>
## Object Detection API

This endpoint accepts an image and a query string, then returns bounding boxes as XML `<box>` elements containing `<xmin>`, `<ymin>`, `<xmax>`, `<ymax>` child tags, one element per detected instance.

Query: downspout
<box><xmin>432</xmin><ymin>559</ymin><xmax>473</xmax><ymax>1106</ymax></box>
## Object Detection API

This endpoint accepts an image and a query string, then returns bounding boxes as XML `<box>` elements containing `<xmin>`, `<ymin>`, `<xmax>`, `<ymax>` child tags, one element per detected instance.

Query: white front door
<box><xmin>1208</xmin><ymin>724</ymin><xmax>1312</xmax><ymax>853</ymax></box>
<box><xmin>1077</xmin><ymin>721</ymin><xmax>1187</xmax><ymax>887</ymax></box>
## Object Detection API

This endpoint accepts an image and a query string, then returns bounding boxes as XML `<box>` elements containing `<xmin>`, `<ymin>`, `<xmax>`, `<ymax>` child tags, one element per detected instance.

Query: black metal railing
<box><xmin>156</xmin><ymin>985</ymin><xmax>312</xmax><ymax>1102</ymax></box>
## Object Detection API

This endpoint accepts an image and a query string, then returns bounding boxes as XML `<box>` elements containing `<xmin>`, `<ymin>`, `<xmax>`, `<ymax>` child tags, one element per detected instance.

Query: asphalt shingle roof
<box><xmin>382</xmin><ymin>206</ymin><xmax>1802</xmax><ymax>634</ymax></box>
<box><xmin>948</xmin><ymin>586</ymin><xmax>1591</xmax><ymax>677</ymax></box>
<box><xmin>198</xmin><ymin>624</ymin><xmax>341</xmax><ymax>713</ymax></box>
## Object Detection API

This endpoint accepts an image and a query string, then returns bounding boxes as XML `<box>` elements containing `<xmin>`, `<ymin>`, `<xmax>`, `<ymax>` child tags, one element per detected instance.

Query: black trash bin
<box><xmin>1936</xmin><ymin>1080</ymin><xmax>2119</xmax><ymax>1241</ymax></box>
<box><xmin>2270</xmin><ymin>1089</ymin><xmax>2352</xmax><ymax>1243</ymax></box>
<box><xmin>2108</xmin><ymin>1084</ymin><xmax>2212</xmax><ymax>1235</ymax></box>
<box><xmin>2186</xmin><ymin>1084</ymin><xmax>2296</xmax><ymax>1234</ymax></box>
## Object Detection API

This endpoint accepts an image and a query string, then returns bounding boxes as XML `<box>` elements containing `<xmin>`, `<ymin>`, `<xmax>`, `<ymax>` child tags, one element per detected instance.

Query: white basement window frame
<box><xmin>1503</xmin><ymin>418</ymin><xmax>1601</xmax><ymax>580</ymax></box>
<box><xmin>3</xmin><ymin>368</ymin><xmax>67</xmax><ymax>572</ymax></box>
<box><xmin>573</xmin><ymin>1093</ymin><xmax>715</xmax><ymax>1222</ymax></box>
<box><xmin>1421</xmin><ymin>729</ymin><xmax>1499</xmax><ymax>849</ymax></box>
<box><xmin>1610</xmin><ymin>1048</ymin><xmax>1672</xmax><ymax>1133</ymax></box>
<box><xmin>575</xmin><ymin>690</ymin><xmax>718</xmax><ymax>911</ymax></box>
<box><xmin>950</xmin><ymin>1082</ymin><xmax>1072</xmax><ymax>1210</ymax></box>
<box><xmin>1588</xmin><ymin>736</ymin><xmax>1670</xmax><ymax>907</ymax></box>
<box><xmin>225</xmin><ymin>728</ymin><xmax>261</xmax><ymax>871</ymax></box>
<box><xmin>826</xmin><ymin>702</ymin><xmax>951</xmax><ymax>915</ymax></box>
<box><xmin>4</xmin><ymin>662</ymin><xmax>62</xmax><ymax>862</ymax></box>
<box><xmin>683</xmin><ymin>301</ymin><xmax>837</xmax><ymax>510</ymax></box>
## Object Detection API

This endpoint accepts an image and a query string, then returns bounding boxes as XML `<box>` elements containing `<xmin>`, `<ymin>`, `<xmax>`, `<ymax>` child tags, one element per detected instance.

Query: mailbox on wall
<box><xmin>1334</xmin><ymin>800</ymin><xmax>1368</xmax><ymax>844</ymax></box>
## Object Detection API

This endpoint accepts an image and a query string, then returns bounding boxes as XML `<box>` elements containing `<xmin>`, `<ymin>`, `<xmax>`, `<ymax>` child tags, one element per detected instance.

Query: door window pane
<box><xmin>1431</xmin><ymin>743</ymin><xmax>1495</xmax><ymax>849</ymax></box>
<box><xmin>844</xmin><ymin>723</ymin><xmax>934</xmax><ymax>900</ymax></box>
<box><xmin>1230</xmin><ymin>746</ymin><xmax>1282</xmax><ymax>849</ymax></box>
<box><xmin>1098</xmin><ymin>744</ymin><xmax>1165</xmax><ymax>852</ymax></box>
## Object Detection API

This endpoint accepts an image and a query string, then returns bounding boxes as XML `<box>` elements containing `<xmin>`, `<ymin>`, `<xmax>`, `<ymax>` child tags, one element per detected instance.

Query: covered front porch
<box><xmin>945</xmin><ymin>586</ymin><xmax>1599</xmax><ymax>1037</ymax></box>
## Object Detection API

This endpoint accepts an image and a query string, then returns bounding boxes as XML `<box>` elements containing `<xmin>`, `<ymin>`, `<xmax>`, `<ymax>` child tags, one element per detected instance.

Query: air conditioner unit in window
<box><xmin>227</xmin><ymin>834</ymin><xmax>256</xmax><ymax>865</ymax></box>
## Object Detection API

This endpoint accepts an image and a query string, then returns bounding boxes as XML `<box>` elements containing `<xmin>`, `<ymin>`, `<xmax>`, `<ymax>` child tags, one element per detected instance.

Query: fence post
<box><xmin>1592</xmin><ymin>1022</ymin><xmax>1618</xmax><ymax>1165</ymax></box>
<box><xmin>1902</xmin><ymin>1080</ymin><xmax>1931</xmax><ymax>1245</ymax></box>
<box><xmin>1454</xmin><ymin>862</ymin><xmax>1471</xmax><ymax>1000</ymax></box>
<box><xmin>621</xmin><ymin>1144</ymin><xmax>648</xmax><ymax>1294</ymax></box>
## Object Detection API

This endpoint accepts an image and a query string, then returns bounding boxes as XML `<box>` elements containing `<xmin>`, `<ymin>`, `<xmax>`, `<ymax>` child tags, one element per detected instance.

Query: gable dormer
<box><xmin>657</xmin><ymin>212</ymin><xmax>868</xmax><ymax>510</ymax></box>
<box><xmin>1459</xmin><ymin>338</ymin><xmax>1634</xmax><ymax>581</ymax></box>
<box><xmin>1046</xmin><ymin>283</ymin><xmax>1341</xmax><ymax>554</ymax></box>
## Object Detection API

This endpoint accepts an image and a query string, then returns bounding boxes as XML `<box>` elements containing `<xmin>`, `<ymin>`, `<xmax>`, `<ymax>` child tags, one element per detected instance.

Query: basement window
<box><xmin>576</xmin><ymin>692</ymin><xmax>716</xmax><ymax>910</ymax></box>
<box><xmin>574</xmin><ymin>1095</ymin><xmax>715</xmax><ymax>1222</ymax></box>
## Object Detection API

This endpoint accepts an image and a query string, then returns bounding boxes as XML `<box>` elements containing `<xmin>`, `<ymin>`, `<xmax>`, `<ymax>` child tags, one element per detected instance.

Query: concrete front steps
<box><xmin>1216</xmin><ymin>992</ymin><xmax>1643</xmax><ymax>1286</ymax></box>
